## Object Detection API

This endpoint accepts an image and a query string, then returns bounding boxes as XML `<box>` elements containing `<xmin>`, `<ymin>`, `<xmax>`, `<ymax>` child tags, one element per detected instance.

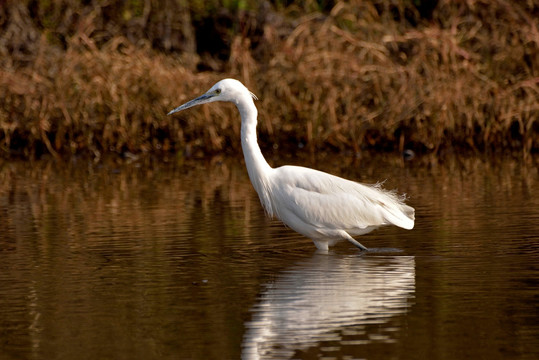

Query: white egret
<box><xmin>168</xmin><ymin>79</ymin><xmax>414</xmax><ymax>251</ymax></box>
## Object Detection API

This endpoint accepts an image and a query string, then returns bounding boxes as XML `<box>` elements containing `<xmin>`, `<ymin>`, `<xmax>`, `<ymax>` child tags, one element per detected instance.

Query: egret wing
<box><xmin>271</xmin><ymin>166</ymin><xmax>394</xmax><ymax>231</ymax></box>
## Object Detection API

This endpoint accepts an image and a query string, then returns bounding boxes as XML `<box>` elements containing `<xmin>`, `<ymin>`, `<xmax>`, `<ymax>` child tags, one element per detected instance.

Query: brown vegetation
<box><xmin>0</xmin><ymin>0</ymin><xmax>537</xmax><ymax>160</ymax></box>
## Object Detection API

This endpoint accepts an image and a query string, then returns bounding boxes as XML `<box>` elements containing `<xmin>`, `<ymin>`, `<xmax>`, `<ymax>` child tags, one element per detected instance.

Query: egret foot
<box><xmin>365</xmin><ymin>247</ymin><xmax>403</xmax><ymax>253</ymax></box>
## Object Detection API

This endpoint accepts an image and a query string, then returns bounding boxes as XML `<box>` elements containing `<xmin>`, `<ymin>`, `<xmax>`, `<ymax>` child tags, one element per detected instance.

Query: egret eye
<box><xmin>215</xmin><ymin>88</ymin><xmax>222</xmax><ymax>95</ymax></box>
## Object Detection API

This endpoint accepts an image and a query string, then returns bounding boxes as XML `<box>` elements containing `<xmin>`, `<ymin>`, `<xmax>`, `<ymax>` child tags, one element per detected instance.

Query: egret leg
<box><xmin>342</xmin><ymin>233</ymin><xmax>368</xmax><ymax>251</ymax></box>
<box><xmin>312</xmin><ymin>239</ymin><xmax>329</xmax><ymax>252</ymax></box>
<box><xmin>348</xmin><ymin>238</ymin><xmax>368</xmax><ymax>251</ymax></box>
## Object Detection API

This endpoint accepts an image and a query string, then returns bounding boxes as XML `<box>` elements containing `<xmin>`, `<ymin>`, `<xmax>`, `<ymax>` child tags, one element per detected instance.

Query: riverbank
<box><xmin>0</xmin><ymin>0</ymin><xmax>537</xmax><ymax>160</ymax></box>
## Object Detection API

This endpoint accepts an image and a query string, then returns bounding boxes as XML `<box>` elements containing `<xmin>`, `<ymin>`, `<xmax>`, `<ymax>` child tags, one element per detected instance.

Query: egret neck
<box><xmin>236</xmin><ymin>94</ymin><xmax>274</xmax><ymax>216</ymax></box>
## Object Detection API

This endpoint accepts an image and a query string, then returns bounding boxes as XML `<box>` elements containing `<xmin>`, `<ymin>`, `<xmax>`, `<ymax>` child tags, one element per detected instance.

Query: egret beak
<box><xmin>167</xmin><ymin>93</ymin><xmax>216</xmax><ymax>115</ymax></box>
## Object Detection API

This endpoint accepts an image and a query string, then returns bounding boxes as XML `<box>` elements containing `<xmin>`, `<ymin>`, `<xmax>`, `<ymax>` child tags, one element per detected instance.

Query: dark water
<box><xmin>0</xmin><ymin>155</ymin><xmax>537</xmax><ymax>360</ymax></box>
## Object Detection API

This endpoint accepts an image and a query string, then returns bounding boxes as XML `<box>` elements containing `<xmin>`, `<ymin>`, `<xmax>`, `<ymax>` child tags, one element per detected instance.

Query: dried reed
<box><xmin>0</xmin><ymin>0</ymin><xmax>537</xmax><ymax>159</ymax></box>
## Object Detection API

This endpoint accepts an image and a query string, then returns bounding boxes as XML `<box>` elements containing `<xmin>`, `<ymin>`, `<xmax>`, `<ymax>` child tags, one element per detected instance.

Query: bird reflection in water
<box><xmin>241</xmin><ymin>255</ymin><xmax>415</xmax><ymax>360</ymax></box>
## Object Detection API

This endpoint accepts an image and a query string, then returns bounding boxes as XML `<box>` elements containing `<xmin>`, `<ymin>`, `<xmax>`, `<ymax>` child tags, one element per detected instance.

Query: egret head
<box><xmin>167</xmin><ymin>78</ymin><xmax>258</xmax><ymax>116</ymax></box>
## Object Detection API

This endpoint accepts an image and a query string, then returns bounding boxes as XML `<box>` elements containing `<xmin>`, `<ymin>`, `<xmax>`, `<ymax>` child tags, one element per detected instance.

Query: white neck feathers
<box><xmin>236</xmin><ymin>95</ymin><xmax>274</xmax><ymax>216</ymax></box>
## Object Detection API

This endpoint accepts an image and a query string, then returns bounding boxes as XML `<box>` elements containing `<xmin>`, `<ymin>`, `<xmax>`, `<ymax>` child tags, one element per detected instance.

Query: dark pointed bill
<box><xmin>167</xmin><ymin>93</ymin><xmax>215</xmax><ymax>115</ymax></box>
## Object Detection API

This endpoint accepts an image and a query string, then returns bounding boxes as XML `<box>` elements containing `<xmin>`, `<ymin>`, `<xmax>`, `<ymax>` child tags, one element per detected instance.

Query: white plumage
<box><xmin>168</xmin><ymin>79</ymin><xmax>415</xmax><ymax>251</ymax></box>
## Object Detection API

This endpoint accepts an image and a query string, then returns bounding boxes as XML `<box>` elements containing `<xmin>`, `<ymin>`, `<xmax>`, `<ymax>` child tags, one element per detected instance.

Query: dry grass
<box><xmin>0</xmin><ymin>0</ymin><xmax>537</xmax><ymax>160</ymax></box>
<box><xmin>254</xmin><ymin>0</ymin><xmax>539</xmax><ymax>155</ymax></box>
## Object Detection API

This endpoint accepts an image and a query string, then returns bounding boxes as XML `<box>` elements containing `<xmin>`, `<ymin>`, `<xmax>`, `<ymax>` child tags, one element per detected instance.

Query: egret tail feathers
<box><xmin>382</xmin><ymin>204</ymin><xmax>415</xmax><ymax>230</ymax></box>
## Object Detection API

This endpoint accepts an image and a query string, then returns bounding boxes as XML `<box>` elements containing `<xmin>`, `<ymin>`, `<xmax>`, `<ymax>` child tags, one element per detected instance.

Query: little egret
<box><xmin>168</xmin><ymin>79</ymin><xmax>414</xmax><ymax>251</ymax></box>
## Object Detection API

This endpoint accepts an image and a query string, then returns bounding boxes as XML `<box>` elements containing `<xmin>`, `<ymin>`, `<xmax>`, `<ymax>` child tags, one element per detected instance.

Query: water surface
<box><xmin>0</xmin><ymin>155</ymin><xmax>537</xmax><ymax>359</ymax></box>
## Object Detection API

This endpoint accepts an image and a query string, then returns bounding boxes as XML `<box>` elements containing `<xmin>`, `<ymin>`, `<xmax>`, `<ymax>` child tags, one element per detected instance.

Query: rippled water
<box><xmin>0</xmin><ymin>155</ymin><xmax>537</xmax><ymax>360</ymax></box>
